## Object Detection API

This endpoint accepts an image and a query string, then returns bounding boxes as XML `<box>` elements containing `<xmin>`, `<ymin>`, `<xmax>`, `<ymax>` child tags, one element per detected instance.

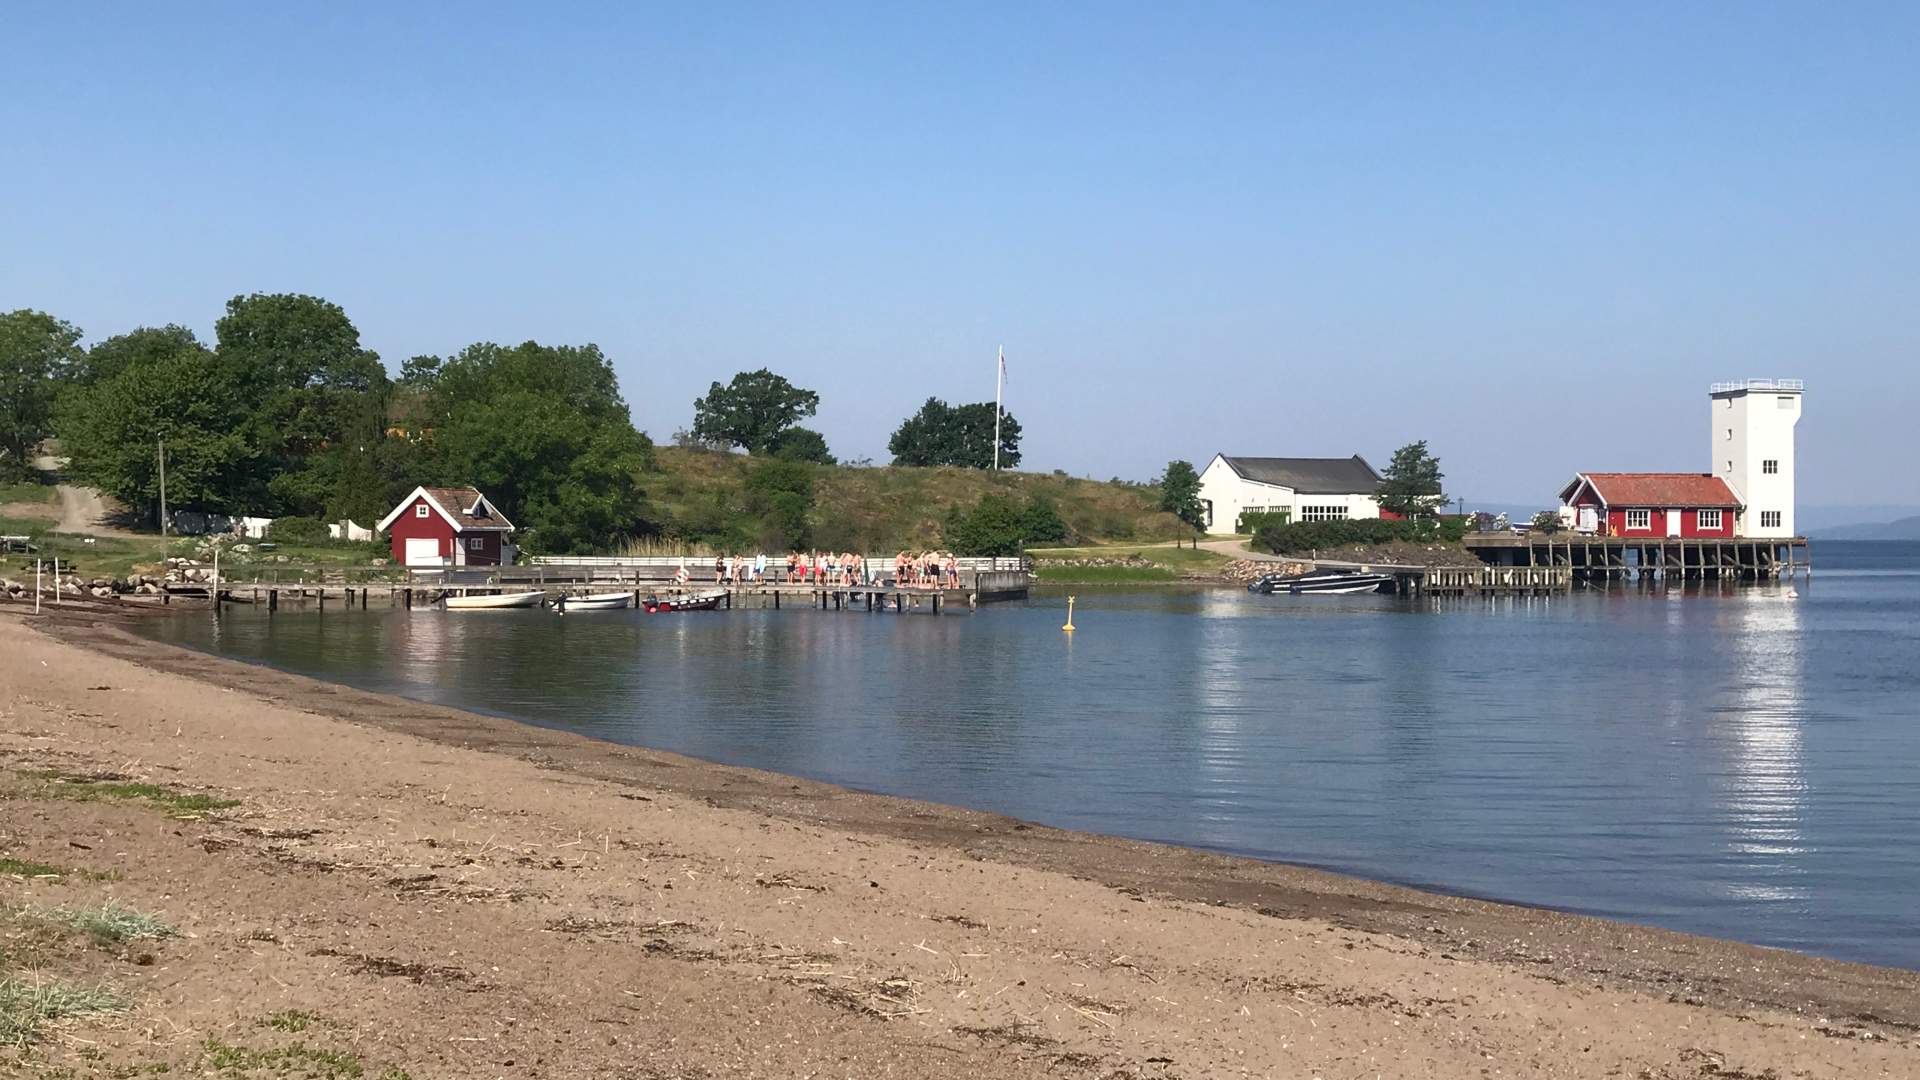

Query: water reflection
<box><xmin>1714</xmin><ymin>589</ymin><xmax>1809</xmax><ymax>905</ymax></box>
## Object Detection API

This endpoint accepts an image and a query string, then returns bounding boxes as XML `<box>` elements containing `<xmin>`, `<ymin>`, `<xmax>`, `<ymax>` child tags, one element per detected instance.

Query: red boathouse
<box><xmin>1558</xmin><ymin>473</ymin><xmax>1741</xmax><ymax>539</ymax></box>
<box><xmin>375</xmin><ymin>486</ymin><xmax>517</xmax><ymax>567</ymax></box>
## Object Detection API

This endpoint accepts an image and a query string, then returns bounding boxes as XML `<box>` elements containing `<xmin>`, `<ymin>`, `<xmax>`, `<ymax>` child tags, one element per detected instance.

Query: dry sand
<box><xmin>2</xmin><ymin>604</ymin><xmax>1917</xmax><ymax>1078</ymax></box>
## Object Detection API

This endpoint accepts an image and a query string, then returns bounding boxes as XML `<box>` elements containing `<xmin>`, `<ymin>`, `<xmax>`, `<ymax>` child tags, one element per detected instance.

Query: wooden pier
<box><xmin>1462</xmin><ymin>534</ymin><xmax>1811</xmax><ymax>582</ymax></box>
<box><xmin>204</xmin><ymin>557</ymin><xmax>1033</xmax><ymax>614</ymax></box>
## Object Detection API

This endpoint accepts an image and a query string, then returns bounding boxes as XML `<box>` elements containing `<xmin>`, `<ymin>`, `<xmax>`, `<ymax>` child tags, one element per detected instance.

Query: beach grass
<box><xmin>0</xmin><ymin>974</ymin><xmax>122</xmax><ymax>1047</ymax></box>
<box><xmin>31</xmin><ymin>902</ymin><xmax>175</xmax><ymax>947</ymax></box>
<box><xmin>201</xmin><ymin>1037</ymin><xmax>369</xmax><ymax>1078</ymax></box>
<box><xmin>1031</xmin><ymin>564</ymin><xmax>1180</xmax><ymax>583</ymax></box>
<box><xmin>23</xmin><ymin>771</ymin><xmax>238</xmax><ymax>820</ymax></box>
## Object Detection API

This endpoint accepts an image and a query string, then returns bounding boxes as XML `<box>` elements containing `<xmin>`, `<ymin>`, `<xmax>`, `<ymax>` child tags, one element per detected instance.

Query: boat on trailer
<box><xmin>1248</xmin><ymin>569</ymin><xmax>1395</xmax><ymax>595</ymax></box>
<box><xmin>444</xmin><ymin>590</ymin><xmax>547</xmax><ymax>610</ymax></box>
<box><xmin>643</xmin><ymin>590</ymin><xmax>726</xmax><ymax>613</ymax></box>
<box><xmin>556</xmin><ymin>592</ymin><xmax>633</xmax><ymax>611</ymax></box>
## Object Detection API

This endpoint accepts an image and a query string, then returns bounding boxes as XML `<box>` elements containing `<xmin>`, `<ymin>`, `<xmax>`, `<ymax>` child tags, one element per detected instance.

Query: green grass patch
<box><xmin>24</xmin><ymin>771</ymin><xmax>239</xmax><ymax>820</ymax></box>
<box><xmin>0</xmin><ymin>857</ymin><xmax>69</xmax><ymax>879</ymax></box>
<box><xmin>31</xmin><ymin>901</ymin><xmax>175</xmax><ymax>947</ymax></box>
<box><xmin>0</xmin><ymin>973</ymin><xmax>121</xmax><ymax>1047</ymax></box>
<box><xmin>1029</xmin><ymin>542</ymin><xmax>1231</xmax><ymax>572</ymax></box>
<box><xmin>201</xmin><ymin>1038</ymin><xmax>365</xmax><ymax>1078</ymax></box>
<box><xmin>0</xmin><ymin>480</ymin><xmax>57</xmax><ymax>505</ymax></box>
<box><xmin>259</xmin><ymin>1009</ymin><xmax>321</xmax><ymax>1033</ymax></box>
<box><xmin>1032</xmin><ymin>564</ymin><xmax>1179</xmax><ymax>583</ymax></box>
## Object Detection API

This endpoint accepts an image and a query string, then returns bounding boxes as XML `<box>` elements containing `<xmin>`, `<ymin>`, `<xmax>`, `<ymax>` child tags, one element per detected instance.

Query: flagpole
<box><xmin>993</xmin><ymin>345</ymin><xmax>1003</xmax><ymax>471</ymax></box>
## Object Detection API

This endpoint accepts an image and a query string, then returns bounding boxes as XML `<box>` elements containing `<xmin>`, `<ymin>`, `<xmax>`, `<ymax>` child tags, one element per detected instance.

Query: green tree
<box><xmin>691</xmin><ymin>369</ymin><xmax>819</xmax><ymax>454</ymax></box>
<box><xmin>215</xmin><ymin>293</ymin><xmax>388</xmax><ymax>516</ymax></box>
<box><xmin>743</xmin><ymin>457</ymin><xmax>815</xmax><ymax>548</ymax></box>
<box><xmin>57</xmin><ymin>327</ymin><xmax>269</xmax><ymax>520</ymax></box>
<box><xmin>770</xmin><ymin>426</ymin><xmax>835</xmax><ymax>464</ymax></box>
<box><xmin>0</xmin><ymin>310</ymin><xmax>84</xmax><ymax>477</ymax></box>
<box><xmin>1376</xmin><ymin>440</ymin><xmax>1447</xmax><ymax>519</ymax></box>
<box><xmin>420</xmin><ymin>341</ymin><xmax>656</xmax><ymax>554</ymax></box>
<box><xmin>942</xmin><ymin>493</ymin><xmax>1066</xmax><ymax>555</ymax></box>
<box><xmin>1156</xmin><ymin>459</ymin><xmax>1205</xmax><ymax>539</ymax></box>
<box><xmin>887</xmin><ymin>398</ymin><xmax>1021</xmax><ymax>469</ymax></box>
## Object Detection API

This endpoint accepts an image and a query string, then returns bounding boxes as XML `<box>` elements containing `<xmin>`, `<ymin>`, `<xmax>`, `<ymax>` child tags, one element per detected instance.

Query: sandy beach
<box><xmin>3</xmin><ymin>604</ymin><xmax>1917</xmax><ymax>1079</ymax></box>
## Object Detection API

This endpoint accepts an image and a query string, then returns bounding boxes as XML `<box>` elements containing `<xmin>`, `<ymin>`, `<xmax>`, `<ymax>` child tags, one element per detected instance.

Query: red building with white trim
<box><xmin>1558</xmin><ymin>473</ymin><xmax>1741</xmax><ymax>539</ymax></box>
<box><xmin>375</xmin><ymin>486</ymin><xmax>517</xmax><ymax>567</ymax></box>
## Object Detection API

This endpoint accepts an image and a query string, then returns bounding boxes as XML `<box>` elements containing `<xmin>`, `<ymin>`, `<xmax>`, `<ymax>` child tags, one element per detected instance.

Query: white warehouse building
<box><xmin>1195</xmin><ymin>454</ymin><xmax>1386</xmax><ymax>536</ymax></box>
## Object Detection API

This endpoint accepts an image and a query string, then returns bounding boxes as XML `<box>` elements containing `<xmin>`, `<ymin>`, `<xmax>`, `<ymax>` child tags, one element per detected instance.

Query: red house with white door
<box><xmin>376</xmin><ymin>486</ymin><xmax>517</xmax><ymax>567</ymax></box>
<box><xmin>1557</xmin><ymin>473</ymin><xmax>1741</xmax><ymax>539</ymax></box>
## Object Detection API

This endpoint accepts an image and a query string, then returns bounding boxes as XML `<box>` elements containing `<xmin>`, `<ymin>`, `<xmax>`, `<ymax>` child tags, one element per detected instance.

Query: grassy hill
<box><xmin>639</xmin><ymin>448</ymin><xmax>1189</xmax><ymax>552</ymax></box>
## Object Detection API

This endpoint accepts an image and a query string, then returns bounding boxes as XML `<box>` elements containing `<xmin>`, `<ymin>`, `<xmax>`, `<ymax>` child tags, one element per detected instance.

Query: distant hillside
<box><xmin>1808</xmin><ymin>515</ymin><xmax>1920</xmax><ymax>541</ymax></box>
<box><xmin>639</xmin><ymin>447</ymin><xmax>1189</xmax><ymax>551</ymax></box>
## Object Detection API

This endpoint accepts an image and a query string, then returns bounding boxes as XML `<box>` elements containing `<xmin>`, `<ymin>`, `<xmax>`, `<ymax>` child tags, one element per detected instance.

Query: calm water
<box><xmin>135</xmin><ymin>542</ymin><xmax>1920</xmax><ymax>969</ymax></box>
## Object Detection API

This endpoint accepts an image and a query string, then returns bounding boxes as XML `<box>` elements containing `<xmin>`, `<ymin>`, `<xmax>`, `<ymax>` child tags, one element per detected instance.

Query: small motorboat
<box><xmin>444</xmin><ymin>590</ymin><xmax>547</xmax><ymax>610</ymax></box>
<box><xmin>554</xmin><ymin>592</ymin><xmax>633</xmax><ymax>612</ymax></box>
<box><xmin>1248</xmin><ymin>569</ymin><xmax>1395</xmax><ymax>595</ymax></box>
<box><xmin>642</xmin><ymin>590</ymin><xmax>726</xmax><ymax>613</ymax></box>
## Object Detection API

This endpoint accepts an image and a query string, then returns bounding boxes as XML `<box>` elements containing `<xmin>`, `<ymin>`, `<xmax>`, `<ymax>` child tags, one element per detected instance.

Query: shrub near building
<box><xmin>1254</xmin><ymin>516</ymin><xmax>1467</xmax><ymax>555</ymax></box>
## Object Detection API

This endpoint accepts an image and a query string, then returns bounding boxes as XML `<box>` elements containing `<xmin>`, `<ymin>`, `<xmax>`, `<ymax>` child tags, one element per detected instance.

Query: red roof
<box><xmin>1562</xmin><ymin>473</ymin><xmax>1742</xmax><ymax>508</ymax></box>
<box><xmin>375</xmin><ymin>485</ymin><xmax>517</xmax><ymax>533</ymax></box>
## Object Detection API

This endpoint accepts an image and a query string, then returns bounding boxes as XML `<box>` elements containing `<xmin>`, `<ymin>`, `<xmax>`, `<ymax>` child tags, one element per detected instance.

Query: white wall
<box><xmin>1714</xmin><ymin>383</ymin><xmax>1800</xmax><ymax>537</ymax></box>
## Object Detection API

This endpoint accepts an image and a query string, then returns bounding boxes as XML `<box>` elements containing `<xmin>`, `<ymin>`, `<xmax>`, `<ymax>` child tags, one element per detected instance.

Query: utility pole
<box><xmin>157</xmin><ymin>438</ymin><xmax>168</xmax><ymax>537</ymax></box>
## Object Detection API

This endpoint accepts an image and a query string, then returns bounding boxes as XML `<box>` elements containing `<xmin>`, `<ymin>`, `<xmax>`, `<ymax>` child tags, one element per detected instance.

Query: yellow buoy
<box><xmin>1062</xmin><ymin>595</ymin><xmax>1076</xmax><ymax>632</ymax></box>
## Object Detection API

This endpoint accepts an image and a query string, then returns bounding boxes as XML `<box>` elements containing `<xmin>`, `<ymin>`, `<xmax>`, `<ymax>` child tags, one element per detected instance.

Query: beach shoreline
<box><xmin>4</xmin><ymin>601</ymin><xmax>1917</xmax><ymax>1078</ymax></box>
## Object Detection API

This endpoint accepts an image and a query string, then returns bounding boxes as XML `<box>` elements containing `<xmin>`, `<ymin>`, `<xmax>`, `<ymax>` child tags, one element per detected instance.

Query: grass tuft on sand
<box><xmin>201</xmin><ymin>1038</ymin><xmax>366</xmax><ymax>1077</ymax></box>
<box><xmin>32</xmin><ymin>902</ymin><xmax>175</xmax><ymax>946</ymax></box>
<box><xmin>259</xmin><ymin>1009</ymin><xmax>321</xmax><ymax>1033</ymax></box>
<box><xmin>0</xmin><ymin>974</ymin><xmax>121</xmax><ymax>1047</ymax></box>
<box><xmin>21</xmin><ymin>771</ymin><xmax>238</xmax><ymax>820</ymax></box>
<box><xmin>0</xmin><ymin>856</ymin><xmax>70</xmax><ymax>879</ymax></box>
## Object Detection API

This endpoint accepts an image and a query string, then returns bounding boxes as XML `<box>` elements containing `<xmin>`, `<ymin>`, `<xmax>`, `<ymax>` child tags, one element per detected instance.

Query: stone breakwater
<box><xmin>1222</xmin><ymin>557</ymin><xmax>1312</xmax><ymax>582</ymax></box>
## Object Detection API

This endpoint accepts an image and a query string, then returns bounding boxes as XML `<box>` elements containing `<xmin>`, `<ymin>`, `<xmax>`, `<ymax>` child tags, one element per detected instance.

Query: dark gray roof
<box><xmin>1220</xmin><ymin>455</ymin><xmax>1382</xmax><ymax>494</ymax></box>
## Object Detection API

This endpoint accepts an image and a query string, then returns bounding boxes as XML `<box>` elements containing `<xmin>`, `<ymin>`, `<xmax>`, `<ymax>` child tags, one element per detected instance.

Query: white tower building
<box><xmin>1711</xmin><ymin>379</ymin><xmax>1802</xmax><ymax>538</ymax></box>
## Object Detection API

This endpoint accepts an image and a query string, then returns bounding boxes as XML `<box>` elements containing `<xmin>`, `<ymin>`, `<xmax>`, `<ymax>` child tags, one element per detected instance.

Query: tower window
<box><xmin>1762</xmin><ymin>459</ymin><xmax>1778</xmax><ymax>474</ymax></box>
<box><xmin>1760</xmin><ymin>510</ymin><xmax>1782</xmax><ymax>529</ymax></box>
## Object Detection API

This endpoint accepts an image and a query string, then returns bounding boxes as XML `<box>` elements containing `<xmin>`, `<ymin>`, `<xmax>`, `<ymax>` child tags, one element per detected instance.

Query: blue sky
<box><xmin>5</xmin><ymin>4</ymin><xmax>1916</xmax><ymax>507</ymax></box>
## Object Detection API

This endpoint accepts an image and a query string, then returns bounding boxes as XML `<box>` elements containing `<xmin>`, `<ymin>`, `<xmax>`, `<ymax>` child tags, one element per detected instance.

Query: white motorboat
<box><xmin>556</xmin><ymin>592</ymin><xmax>633</xmax><ymax>611</ymax></box>
<box><xmin>443</xmin><ymin>590</ymin><xmax>547</xmax><ymax>610</ymax></box>
<box><xmin>1248</xmin><ymin>569</ymin><xmax>1395</xmax><ymax>595</ymax></box>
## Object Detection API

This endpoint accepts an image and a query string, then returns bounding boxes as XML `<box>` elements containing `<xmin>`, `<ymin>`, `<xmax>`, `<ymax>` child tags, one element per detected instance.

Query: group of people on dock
<box><xmin>683</xmin><ymin>551</ymin><xmax>961</xmax><ymax>590</ymax></box>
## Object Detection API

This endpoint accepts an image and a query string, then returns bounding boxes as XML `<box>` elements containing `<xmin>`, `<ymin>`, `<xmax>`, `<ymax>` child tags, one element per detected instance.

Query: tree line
<box><xmin>2</xmin><ymin>300</ymin><xmax>1037</xmax><ymax>555</ymax></box>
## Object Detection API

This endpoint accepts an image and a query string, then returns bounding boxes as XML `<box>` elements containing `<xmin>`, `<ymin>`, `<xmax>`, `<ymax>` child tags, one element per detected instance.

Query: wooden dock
<box><xmin>1462</xmin><ymin>534</ymin><xmax>1811</xmax><ymax>582</ymax></box>
<box><xmin>203</xmin><ymin>558</ymin><xmax>1033</xmax><ymax>614</ymax></box>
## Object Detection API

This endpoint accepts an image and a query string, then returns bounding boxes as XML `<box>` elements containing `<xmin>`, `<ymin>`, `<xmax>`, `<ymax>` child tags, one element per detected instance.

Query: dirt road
<box><xmin>2</xmin><ymin>608</ymin><xmax>1916</xmax><ymax>1078</ymax></box>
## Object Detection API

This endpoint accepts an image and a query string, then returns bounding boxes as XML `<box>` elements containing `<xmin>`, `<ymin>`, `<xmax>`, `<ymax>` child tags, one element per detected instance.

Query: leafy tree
<box><xmin>743</xmin><ymin>457</ymin><xmax>815</xmax><ymax>548</ymax></box>
<box><xmin>215</xmin><ymin>294</ymin><xmax>388</xmax><ymax>516</ymax></box>
<box><xmin>418</xmin><ymin>341</ymin><xmax>656</xmax><ymax>554</ymax></box>
<box><xmin>0</xmin><ymin>309</ymin><xmax>84</xmax><ymax>477</ymax></box>
<box><xmin>887</xmin><ymin>398</ymin><xmax>1021</xmax><ymax>469</ymax></box>
<box><xmin>942</xmin><ymin>493</ymin><xmax>1066</xmax><ymax>555</ymax></box>
<box><xmin>57</xmin><ymin>327</ymin><xmax>269</xmax><ymax>520</ymax></box>
<box><xmin>771</xmin><ymin>426</ymin><xmax>835</xmax><ymax>464</ymax></box>
<box><xmin>1156</xmin><ymin>459</ymin><xmax>1205</xmax><ymax>539</ymax></box>
<box><xmin>1376</xmin><ymin>440</ymin><xmax>1447</xmax><ymax>519</ymax></box>
<box><xmin>691</xmin><ymin>369</ymin><xmax>819</xmax><ymax>454</ymax></box>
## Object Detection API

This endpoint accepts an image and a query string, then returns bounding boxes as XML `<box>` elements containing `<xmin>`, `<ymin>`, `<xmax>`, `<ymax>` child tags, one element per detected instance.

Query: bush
<box><xmin>1252</xmin><ymin>516</ymin><xmax>1453</xmax><ymax>554</ymax></box>
<box><xmin>1237</xmin><ymin>510</ymin><xmax>1291</xmax><ymax>534</ymax></box>
<box><xmin>943</xmin><ymin>494</ymin><xmax>1066</xmax><ymax>555</ymax></box>
<box><xmin>266</xmin><ymin>516</ymin><xmax>331</xmax><ymax>545</ymax></box>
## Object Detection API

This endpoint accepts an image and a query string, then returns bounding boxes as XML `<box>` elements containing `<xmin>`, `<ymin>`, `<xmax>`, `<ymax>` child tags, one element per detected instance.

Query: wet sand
<box><xmin>3</xmin><ymin>603</ymin><xmax>1917</xmax><ymax>1078</ymax></box>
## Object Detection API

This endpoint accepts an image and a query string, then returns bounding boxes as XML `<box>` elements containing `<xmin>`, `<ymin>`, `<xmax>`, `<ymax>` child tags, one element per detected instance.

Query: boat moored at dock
<box><xmin>443</xmin><ymin>590</ymin><xmax>546</xmax><ymax>610</ymax></box>
<box><xmin>1249</xmin><ymin>569</ymin><xmax>1395</xmax><ymax>595</ymax></box>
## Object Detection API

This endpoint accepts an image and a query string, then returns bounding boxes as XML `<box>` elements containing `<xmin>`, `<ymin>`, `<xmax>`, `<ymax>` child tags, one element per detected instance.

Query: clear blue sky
<box><xmin>6</xmin><ymin>3</ymin><xmax>1916</xmax><ymax>507</ymax></box>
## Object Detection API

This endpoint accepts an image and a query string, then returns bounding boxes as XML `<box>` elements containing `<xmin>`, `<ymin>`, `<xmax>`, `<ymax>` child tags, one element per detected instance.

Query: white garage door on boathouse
<box><xmin>403</xmin><ymin>538</ymin><xmax>443</xmax><ymax>566</ymax></box>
